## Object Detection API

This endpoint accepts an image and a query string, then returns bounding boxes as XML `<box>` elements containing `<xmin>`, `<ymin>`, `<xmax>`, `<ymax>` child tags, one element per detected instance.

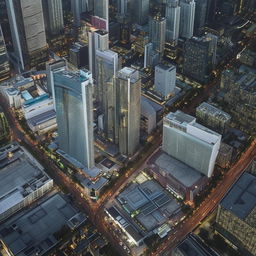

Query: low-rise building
<box><xmin>147</xmin><ymin>150</ymin><xmax>208</xmax><ymax>202</ymax></box>
<box><xmin>196</xmin><ymin>102</ymin><xmax>231</xmax><ymax>134</ymax></box>
<box><xmin>1</xmin><ymin>75</ymin><xmax>57</xmax><ymax>134</ymax></box>
<box><xmin>116</xmin><ymin>174</ymin><xmax>181</xmax><ymax>234</ymax></box>
<box><xmin>0</xmin><ymin>193</ymin><xmax>86</xmax><ymax>256</ymax></box>
<box><xmin>106</xmin><ymin>206</ymin><xmax>144</xmax><ymax>246</ymax></box>
<box><xmin>0</xmin><ymin>143</ymin><xmax>53</xmax><ymax>221</ymax></box>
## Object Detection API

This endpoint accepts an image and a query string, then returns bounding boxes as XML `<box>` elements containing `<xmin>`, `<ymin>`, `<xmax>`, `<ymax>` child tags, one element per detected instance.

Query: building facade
<box><xmin>88</xmin><ymin>29</ymin><xmax>109</xmax><ymax>78</ymax></box>
<box><xmin>149</xmin><ymin>16</ymin><xmax>166</xmax><ymax>55</ymax></box>
<box><xmin>94</xmin><ymin>0</ymin><xmax>109</xmax><ymax>31</ymax></box>
<box><xmin>53</xmin><ymin>69</ymin><xmax>95</xmax><ymax>168</ymax></box>
<box><xmin>95</xmin><ymin>49</ymin><xmax>118</xmax><ymax>141</ymax></box>
<box><xmin>179</xmin><ymin>0</ymin><xmax>195</xmax><ymax>39</ymax></box>
<box><xmin>166</xmin><ymin>0</ymin><xmax>180</xmax><ymax>43</ymax></box>
<box><xmin>216</xmin><ymin>172</ymin><xmax>256</xmax><ymax>256</ymax></box>
<box><xmin>162</xmin><ymin>111</ymin><xmax>221</xmax><ymax>177</ymax></box>
<box><xmin>0</xmin><ymin>25</ymin><xmax>10</xmax><ymax>82</ymax></box>
<box><xmin>134</xmin><ymin>0</ymin><xmax>149</xmax><ymax>25</ymax></box>
<box><xmin>154</xmin><ymin>64</ymin><xmax>176</xmax><ymax>99</ymax></box>
<box><xmin>6</xmin><ymin>0</ymin><xmax>48</xmax><ymax>71</ymax></box>
<box><xmin>42</xmin><ymin>0</ymin><xmax>64</xmax><ymax>37</ymax></box>
<box><xmin>183</xmin><ymin>34</ymin><xmax>217</xmax><ymax>84</ymax></box>
<box><xmin>196</xmin><ymin>102</ymin><xmax>231</xmax><ymax>134</ymax></box>
<box><xmin>116</xmin><ymin>67</ymin><xmax>141</xmax><ymax>156</ymax></box>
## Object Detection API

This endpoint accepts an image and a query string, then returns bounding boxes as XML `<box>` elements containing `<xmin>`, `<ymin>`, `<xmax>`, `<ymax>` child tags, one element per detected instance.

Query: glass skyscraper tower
<box><xmin>6</xmin><ymin>0</ymin><xmax>48</xmax><ymax>71</ymax></box>
<box><xmin>0</xmin><ymin>25</ymin><xmax>10</xmax><ymax>82</ymax></box>
<box><xmin>53</xmin><ymin>69</ymin><xmax>95</xmax><ymax>169</ymax></box>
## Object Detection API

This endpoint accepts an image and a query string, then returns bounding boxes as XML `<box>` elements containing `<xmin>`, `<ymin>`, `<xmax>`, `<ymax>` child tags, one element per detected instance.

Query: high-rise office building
<box><xmin>183</xmin><ymin>34</ymin><xmax>217</xmax><ymax>84</ymax></box>
<box><xmin>162</xmin><ymin>110</ymin><xmax>221</xmax><ymax>177</ymax></box>
<box><xmin>116</xmin><ymin>67</ymin><xmax>141</xmax><ymax>156</ymax></box>
<box><xmin>69</xmin><ymin>42</ymin><xmax>89</xmax><ymax>69</ymax></box>
<box><xmin>72</xmin><ymin>0</ymin><xmax>93</xmax><ymax>27</ymax></box>
<box><xmin>179</xmin><ymin>0</ymin><xmax>195</xmax><ymax>39</ymax></box>
<box><xmin>95</xmin><ymin>49</ymin><xmax>118</xmax><ymax>141</ymax></box>
<box><xmin>144</xmin><ymin>42</ymin><xmax>160</xmax><ymax>68</ymax></box>
<box><xmin>154</xmin><ymin>64</ymin><xmax>176</xmax><ymax>99</ymax></box>
<box><xmin>0</xmin><ymin>25</ymin><xmax>10</xmax><ymax>82</ymax></box>
<box><xmin>72</xmin><ymin>0</ymin><xmax>81</xmax><ymax>27</ymax></box>
<box><xmin>53</xmin><ymin>69</ymin><xmax>95</xmax><ymax>169</ymax></box>
<box><xmin>42</xmin><ymin>0</ymin><xmax>64</xmax><ymax>37</ymax></box>
<box><xmin>134</xmin><ymin>0</ymin><xmax>149</xmax><ymax>25</ymax></box>
<box><xmin>94</xmin><ymin>0</ymin><xmax>109</xmax><ymax>31</ymax></box>
<box><xmin>149</xmin><ymin>16</ymin><xmax>166</xmax><ymax>55</ymax></box>
<box><xmin>165</xmin><ymin>0</ymin><xmax>180</xmax><ymax>43</ymax></box>
<box><xmin>94</xmin><ymin>0</ymin><xmax>108</xmax><ymax>19</ymax></box>
<box><xmin>88</xmin><ymin>29</ymin><xmax>109</xmax><ymax>78</ymax></box>
<box><xmin>194</xmin><ymin>0</ymin><xmax>208</xmax><ymax>35</ymax></box>
<box><xmin>117</xmin><ymin>0</ymin><xmax>129</xmax><ymax>16</ymax></box>
<box><xmin>6</xmin><ymin>0</ymin><xmax>48</xmax><ymax>71</ymax></box>
<box><xmin>46</xmin><ymin>58</ymin><xmax>67</xmax><ymax>97</ymax></box>
<box><xmin>0</xmin><ymin>0</ymin><xmax>9</xmax><ymax>38</ymax></box>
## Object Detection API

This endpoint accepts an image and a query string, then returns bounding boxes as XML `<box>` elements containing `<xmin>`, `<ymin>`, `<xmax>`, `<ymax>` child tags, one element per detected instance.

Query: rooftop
<box><xmin>56</xmin><ymin>150</ymin><xmax>101</xmax><ymax>178</ymax></box>
<box><xmin>220</xmin><ymin>172</ymin><xmax>256</xmax><ymax>220</ymax></box>
<box><xmin>106</xmin><ymin>207</ymin><xmax>143</xmax><ymax>243</ymax></box>
<box><xmin>196</xmin><ymin>102</ymin><xmax>231</xmax><ymax>121</ymax></box>
<box><xmin>117</xmin><ymin>177</ymin><xmax>180</xmax><ymax>231</ymax></box>
<box><xmin>149</xmin><ymin>150</ymin><xmax>204</xmax><ymax>188</ymax></box>
<box><xmin>176</xmin><ymin>234</ymin><xmax>220</xmax><ymax>256</ymax></box>
<box><xmin>0</xmin><ymin>193</ymin><xmax>86</xmax><ymax>256</ymax></box>
<box><xmin>0</xmin><ymin>143</ymin><xmax>52</xmax><ymax>218</ymax></box>
<box><xmin>27</xmin><ymin>109</ymin><xmax>56</xmax><ymax>127</ymax></box>
<box><xmin>81</xmin><ymin>176</ymin><xmax>109</xmax><ymax>191</ymax></box>
<box><xmin>164</xmin><ymin>110</ymin><xmax>221</xmax><ymax>144</ymax></box>
<box><xmin>164</xmin><ymin>111</ymin><xmax>196</xmax><ymax>128</ymax></box>
<box><xmin>156</xmin><ymin>64</ymin><xmax>175</xmax><ymax>71</ymax></box>
<box><xmin>54</xmin><ymin>68</ymin><xmax>92</xmax><ymax>84</ymax></box>
<box><xmin>118</xmin><ymin>67</ymin><xmax>140</xmax><ymax>83</ymax></box>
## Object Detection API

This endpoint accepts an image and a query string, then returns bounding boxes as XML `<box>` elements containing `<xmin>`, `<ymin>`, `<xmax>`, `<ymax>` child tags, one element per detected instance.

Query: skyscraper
<box><xmin>183</xmin><ymin>34</ymin><xmax>217</xmax><ymax>84</ymax></box>
<box><xmin>69</xmin><ymin>42</ymin><xmax>89</xmax><ymax>69</ymax></box>
<box><xmin>165</xmin><ymin>0</ymin><xmax>180</xmax><ymax>43</ymax></box>
<box><xmin>42</xmin><ymin>0</ymin><xmax>64</xmax><ymax>37</ymax></box>
<box><xmin>94</xmin><ymin>0</ymin><xmax>108</xmax><ymax>19</ymax></box>
<box><xmin>144</xmin><ymin>42</ymin><xmax>160</xmax><ymax>68</ymax></box>
<box><xmin>134</xmin><ymin>0</ymin><xmax>149</xmax><ymax>25</ymax></box>
<box><xmin>0</xmin><ymin>25</ymin><xmax>10</xmax><ymax>82</ymax></box>
<box><xmin>53</xmin><ymin>69</ymin><xmax>95</xmax><ymax>169</ymax></box>
<box><xmin>6</xmin><ymin>0</ymin><xmax>48</xmax><ymax>71</ymax></box>
<box><xmin>95</xmin><ymin>49</ymin><xmax>118</xmax><ymax>141</ymax></box>
<box><xmin>149</xmin><ymin>16</ymin><xmax>166</xmax><ymax>55</ymax></box>
<box><xmin>162</xmin><ymin>110</ymin><xmax>221</xmax><ymax>177</ymax></box>
<box><xmin>116</xmin><ymin>67</ymin><xmax>141</xmax><ymax>156</ymax></box>
<box><xmin>154</xmin><ymin>64</ymin><xmax>176</xmax><ymax>99</ymax></box>
<box><xmin>46</xmin><ymin>58</ymin><xmax>67</xmax><ymax>97</ymax></box>
<box><xmin>194</xmin><ymin>0</ymin><xmax>208</xmax><ymax>35</ymax></box>
<box><xmin>88</xmin><ymin>29</ymin><xmax>109</xmax><ymax>79</ymax></box>
<box><xmin>117</xmin><ymin>0</ymin><xmax>129</xmax><ymax>16</ymax></box>
<box><xmin>179</xmin><ymin>0</ymin><xmax>195</xmax><ymax>39</ymax></box>
<box><xmin>71</xmin><ymin>0</ymin><xmax>81</xmax><ymax>27</ymax></box>
<box><xmin>94</xmin><ymin>0</ymin><xmax>109</xmax><ymax>31</ymax></box>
